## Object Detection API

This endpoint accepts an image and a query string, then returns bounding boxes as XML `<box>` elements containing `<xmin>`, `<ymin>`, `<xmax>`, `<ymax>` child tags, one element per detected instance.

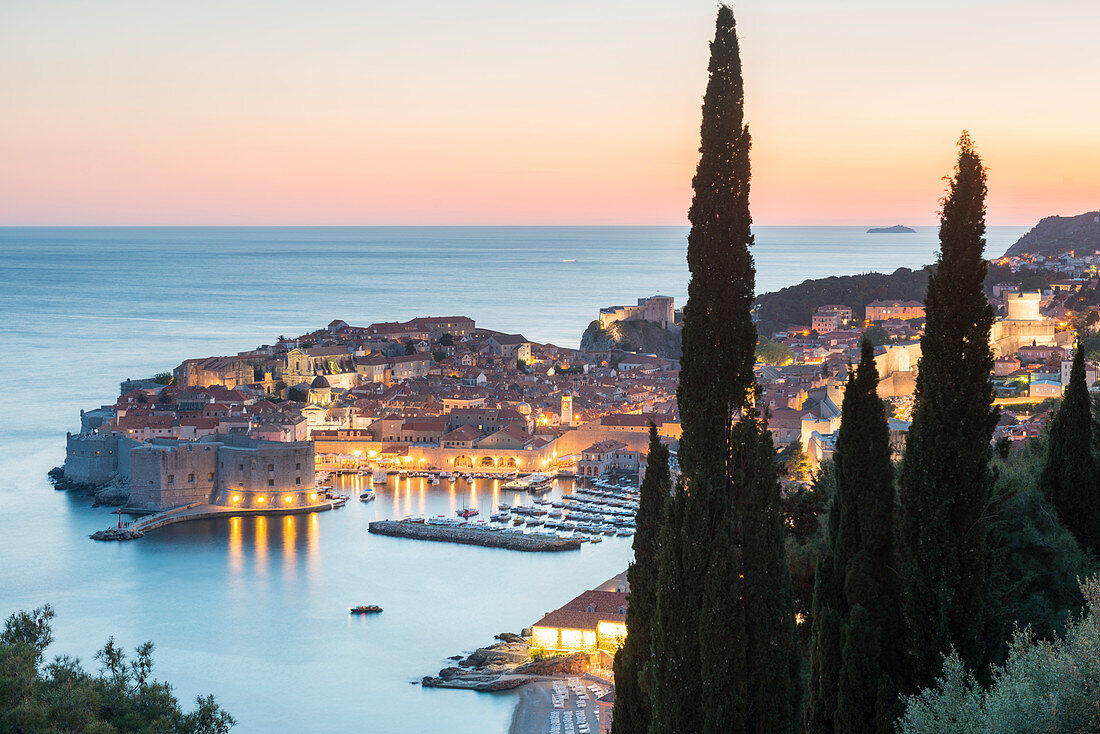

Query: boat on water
<box><xmin>350</xmin><ymin>605</ymin><xmax>382</xmax><ymax>614</ymax></box>
<box><xmin>359</xmin><ymin>491</ymin><xmax>376</xmax><ymax>503</ymax></box>
<box><xmin>429</xmin><ymin>475</ymin><xmax>440</xmax><ymax>485</ymax></box>
<box><xmin>490</xmin><ymin>512</ymin><xmax>510</xmax><ymax>522</ymax></box>
<box><xmin>589</xmin><ymin>535</ymin><xmax>603</xmax><ymax>544</ymax></box>
<box><xmin>498</xmin><ymin>503</ymin><xmax>511</xmax><ymax>511</ymax></box>
<box><xmin>456</xmin><ymin>507</ymin><xmax>479</xmax><ymax>519</ymax></box>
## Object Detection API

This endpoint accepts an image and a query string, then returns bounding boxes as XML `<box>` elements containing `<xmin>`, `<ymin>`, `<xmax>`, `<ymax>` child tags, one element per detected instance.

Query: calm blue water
<box><xmin>0</xmin><ymin>226</ymin><xmax>1025</xmax><ymax>732</ymax></box>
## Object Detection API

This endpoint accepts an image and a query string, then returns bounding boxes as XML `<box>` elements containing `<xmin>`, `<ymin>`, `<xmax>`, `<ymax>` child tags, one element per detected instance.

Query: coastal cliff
<box><xmin>580</xmin><ymin>319</ymin><xmax>682</xmax><ymax>359</ymax></box>
<box><xmin>1004</xmin><ymin>211</ymin><xmax>1100</xmax><ymax>257</ymax></box>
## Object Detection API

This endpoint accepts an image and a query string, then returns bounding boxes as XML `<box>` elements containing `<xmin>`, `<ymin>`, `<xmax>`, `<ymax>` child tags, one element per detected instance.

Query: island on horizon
<box><xmin>867</xmin><ymin>224</ymin><xmax>916</xmax><ymax>234</ymax></box>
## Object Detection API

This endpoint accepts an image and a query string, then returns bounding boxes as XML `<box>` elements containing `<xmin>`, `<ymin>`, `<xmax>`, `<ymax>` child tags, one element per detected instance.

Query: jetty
<box><xmin>90</xmin><ymin>500</ymin><xmax>342</xmax><ymax>541</ymax></box>
<box><xmin>368</xmin><ymin>520</ymin><xmax>582</xmax><ymax>552</ymax></box>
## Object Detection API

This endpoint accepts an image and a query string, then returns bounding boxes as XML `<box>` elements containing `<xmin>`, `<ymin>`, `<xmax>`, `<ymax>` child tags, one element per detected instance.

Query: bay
<box><xmin>0</xmin><ymin>225</ymin><xmax>1025</xmax><ymax>732</ymax></box>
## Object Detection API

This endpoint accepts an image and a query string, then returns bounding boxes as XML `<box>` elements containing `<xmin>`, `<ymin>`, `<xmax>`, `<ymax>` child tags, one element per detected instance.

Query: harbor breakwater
<box><xmin>368</xmin><ymin>521</ymin><xmax>582</xmax><ymax>552</ymax></box>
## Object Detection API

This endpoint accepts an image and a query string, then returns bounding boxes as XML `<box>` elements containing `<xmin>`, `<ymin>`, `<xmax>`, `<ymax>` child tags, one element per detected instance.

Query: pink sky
<box><xmin>2</xmin><ymin>1</ymin><xmax>1097</xmax><ymax>226</ymax></box>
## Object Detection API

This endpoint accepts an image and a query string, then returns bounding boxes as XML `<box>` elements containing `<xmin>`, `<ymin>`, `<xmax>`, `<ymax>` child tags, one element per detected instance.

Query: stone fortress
<box><xmin>65</xmin><ymin>431</ymin><xmax>317</xmax><ymax>513</ymax></box>
<box><xmin>990</xmin><ymin>291</ymin><xmax>1073</xmax><ymax>358</ymax></box>
<box><xmin>128</xmin><ymin>434</ymin><xmax>315</xmax><ymax>512</ymax></box>
<box><xmin>598</xmin><ymin>295</ymin><xmax>676</xmax><ymax>330</ymax></box>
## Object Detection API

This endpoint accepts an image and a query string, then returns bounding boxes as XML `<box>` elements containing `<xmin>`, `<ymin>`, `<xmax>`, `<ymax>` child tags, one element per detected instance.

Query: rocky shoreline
<box><xmin>419</xmin><ymin>632</ymin><xmax>589</xmax><ymax>692</ymax></box>
<box><xmin>48</xmin><ymin>467</ymin><xmax>131</xmax><ymax>507</ymax></box>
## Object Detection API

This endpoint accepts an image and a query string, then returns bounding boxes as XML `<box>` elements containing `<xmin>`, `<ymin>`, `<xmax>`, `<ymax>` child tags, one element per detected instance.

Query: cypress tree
<box><xmin>1041</xmin><ymin>340</ymin><xmax>1100</xmax><ymax>553</ymax></box>
<box><xmin>648</xmin><ymin>7</ymin><xmax>799</xmax><ymax>733</ymax></box>
<box><xmin>804</xmin><ymin>339</ymin><xmax>902</xmax><ymax>734</ymax></box>
<box><xmin>897</xmin><ymin>132</ymin><xmax>999</xmax><ymax>691</ymax></box>
<box><xmin>612</xmin><ymin>423</ymin><xmax>670</xmax><ymax>734</ymax></box>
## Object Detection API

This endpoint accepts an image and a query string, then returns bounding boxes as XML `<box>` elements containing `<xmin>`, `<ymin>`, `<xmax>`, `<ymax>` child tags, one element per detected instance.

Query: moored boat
<box><xmin>350</xmin><ymin>605</ymin><xmax>382</xmax><ymax>614</ymax></box>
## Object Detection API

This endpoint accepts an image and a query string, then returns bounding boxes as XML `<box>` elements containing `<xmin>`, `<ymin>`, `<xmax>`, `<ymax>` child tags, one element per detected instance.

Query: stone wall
<box><xmin>64</xmin><ymin>434</ymin><xmax>140</xmax><ymax>484</ymax></box>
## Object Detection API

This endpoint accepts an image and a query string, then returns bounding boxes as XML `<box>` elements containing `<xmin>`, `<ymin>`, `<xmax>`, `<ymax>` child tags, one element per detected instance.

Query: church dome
<box><xmin>310</xmin><ymin>375</ymin><xmax>330</xmax><ymax>389</ymax></box>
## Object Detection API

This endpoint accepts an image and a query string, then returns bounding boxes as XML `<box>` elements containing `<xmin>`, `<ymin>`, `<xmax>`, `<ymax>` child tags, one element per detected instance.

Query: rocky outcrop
<box><xmin>1004</xmin><ymin>211</ymin><xmax>1100</xmax><ymax>257</ymax></box>
<box><xmin>90</xmin><ymin>527</ymin><xmax>144</xmax><ymax>541</ymax></box>
<box><xmin>462</xmin><ymin>642</ymin><xmax>530</xmax><ymax>667</ymax></box>
<box><xmin>93</xmin><ymin>476</ymin><xmax>131</xmax><ymax>506</ymax></box>
<box><xmin>580</xmin><ymin>319</ymin><xmax>682</xmax><ymax>359</ymax></box>
<box><xmin>420</xmin><ymin>674</ymin><xmax>537</xmax><ymax>691</ymax></box>
<box><xmin>514</xmin><ymin>652</ymin><xmax>589</xmax><ymax>676</ymax></box>
<box><xmin>49</xmin><ymin>467</ymin><xmax>131</xmax><ymax>507</ymax></box>
<box><xmin>419</xmin><ymin>634</ymin><xmax>540</xmax><ymax>691</ymax></box>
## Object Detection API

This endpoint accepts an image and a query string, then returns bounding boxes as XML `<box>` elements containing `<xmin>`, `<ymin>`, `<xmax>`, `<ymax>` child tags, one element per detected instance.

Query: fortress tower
<box><xmin>560</xmin><ymin>394</ymin><xmax>573</xmax><ymax>427</ymax></box>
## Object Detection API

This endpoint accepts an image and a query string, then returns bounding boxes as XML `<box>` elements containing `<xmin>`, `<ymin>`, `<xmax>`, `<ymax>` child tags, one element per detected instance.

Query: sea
<box><xmin>0</xmin><ymin>225</ymin><xmax>1026</xmax><ymax>733</ymax></box>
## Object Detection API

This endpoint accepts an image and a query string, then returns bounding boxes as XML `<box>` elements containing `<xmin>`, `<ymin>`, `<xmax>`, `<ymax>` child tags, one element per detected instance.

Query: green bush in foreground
<box><xmin>898</xmin><ymin>576</ymin><xmax>1100</xmax><ymax>734</ymax></box>
<box><xmin>1</xmin><ymin>605</ymin><xmax>235</xmax><ymax>734</ymax></box>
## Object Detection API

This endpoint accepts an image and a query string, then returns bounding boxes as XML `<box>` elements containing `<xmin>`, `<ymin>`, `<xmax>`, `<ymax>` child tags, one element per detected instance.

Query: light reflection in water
<box><xmin>283</xmin><ymin>515</ymin><xmax>296</xmax><ymax>583</ymax></box>
<box><xmin>255</xmin><ymin>515</ymin><xmax>268</xmax><ymax>577</ymax></box>
<box><xmin>228</xmin><ymin>516</ymin><xmax>242</xmax><ymax>575</ymax></box>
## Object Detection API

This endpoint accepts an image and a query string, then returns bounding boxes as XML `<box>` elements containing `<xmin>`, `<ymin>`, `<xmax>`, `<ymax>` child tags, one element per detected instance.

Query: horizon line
<box><xmin>0</xmin><ymin>221</ymin><xmax>1037</xmax><ymax>228</ymax></box>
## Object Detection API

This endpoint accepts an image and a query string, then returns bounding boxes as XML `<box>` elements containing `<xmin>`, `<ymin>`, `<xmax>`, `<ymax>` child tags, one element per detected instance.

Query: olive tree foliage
<box><xmin>898</xmin><ymin>576</ymin><xmax>1100</xmax><ymax>734</ymax></box>
<box><xmin>1</xmin><ymin>604</ymin><xmax>236</xmax><ymax>734</ymax></box>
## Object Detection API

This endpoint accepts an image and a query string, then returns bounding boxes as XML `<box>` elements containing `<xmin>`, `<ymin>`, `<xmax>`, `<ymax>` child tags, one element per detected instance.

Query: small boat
<box><xmin>589</xmin><ymin>535</ymin><xmax>602</xmax><ymax>544</ymax></box>
<box><xmin>359</xmin><ymin>491</ymin><xmax>376</xmax><ymax>503</ymax></box>
<box><xmin>429</xmin><ymin>475</ymin><xmax>440</xmax><ymax>485</ymax></box>
<box><xmin>498</xmin><ymin>503</ymin><xmax>511</xmax><ymax>511</ymax></box>
<box><xmin>350</xmin><ymin>605</ymin><xmax>382</xmax><ymax>614</ymax></box>
<box><xmin>457</xmin><ymin>507</ymin><xmax>479</xmax><ymax>519</ymax></box>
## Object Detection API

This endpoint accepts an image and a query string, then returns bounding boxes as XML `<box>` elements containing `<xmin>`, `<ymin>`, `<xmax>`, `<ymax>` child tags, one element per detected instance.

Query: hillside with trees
<box><xmin>1003</xmin><ymin>211</ymin><xmax>1100</xmax><ymax>257</ymax></box>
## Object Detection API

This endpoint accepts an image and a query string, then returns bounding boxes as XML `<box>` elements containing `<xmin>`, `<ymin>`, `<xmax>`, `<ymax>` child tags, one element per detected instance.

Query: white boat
<box><xmin>359</xmin><ymin>491</ymin><xmax>376</xmax><ymax>503</ymax></box>
<box><xmin>429</xmin><ymin>475</ymin><xmax>440</xmax><ymax>485</ymax></box>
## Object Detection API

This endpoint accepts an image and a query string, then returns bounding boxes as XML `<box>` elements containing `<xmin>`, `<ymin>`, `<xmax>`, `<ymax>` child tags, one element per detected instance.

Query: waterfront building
<box><xmin>531</xmin><ymin>590</ymin><xmax>628</xmax><ymax>654</ymax></box>
<box><xmin>576</xmin><ymin>441</ymin><xmax>639</xmax><ymax>477</ymax></box>
<box><xmin>128</xmin><ymin>434</ymin><xmax>315</xmax><ymax>512</ymax></box>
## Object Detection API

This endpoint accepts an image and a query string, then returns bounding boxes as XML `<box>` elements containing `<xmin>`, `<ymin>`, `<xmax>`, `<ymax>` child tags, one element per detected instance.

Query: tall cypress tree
<box><xmin>897</xmin><ymin>132</ymin><xmax>999</xmax><ymax>691</ymax></box>
<box><xmin>1041</xmin><ymin>340</ymin><xmax>1100</xmax><ymax>553</ymax></box>
<box><xmin>647</xmin><ymin>7</ymin><xmax>799</xmax><ymax>733</ymax></box>
<box><xmin>612</xmin><ymin>423</ymin><xmax>670</xmax><ymax>734</ymax></box>
<box><xmin>804</xmin><ymin>339</ymin><xmax>902</xmax><ymax>734</ymax></box>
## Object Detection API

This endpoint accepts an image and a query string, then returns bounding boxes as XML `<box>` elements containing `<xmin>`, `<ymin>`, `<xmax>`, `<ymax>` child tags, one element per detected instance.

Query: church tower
<box><xmin>560</xmin><ymin>394</ymin><xmax>573</xmax><ymax>427</ymax></box>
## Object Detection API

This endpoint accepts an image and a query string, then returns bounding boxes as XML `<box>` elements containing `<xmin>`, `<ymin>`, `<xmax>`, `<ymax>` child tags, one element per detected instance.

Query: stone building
<box><xmin>865</xmin><ymin>299</ymin><xmax>925</xmax><ymax>321</ymax></box>
<box><xmin>128</xmin><ymin>434</ymin><xmax>315</xmax><ymax>512</ymax></box>
<box><xmin>282</xmin><ymin>346</ymin><xmax>358</xmax><ymax>388</ymax></box>
<box><xmin>990</xmin><ymin>291</ymin><xmax>1074</xmax><ymax>358</ymax></box>
<box><xmin>598</xmin><ymin>295</ymin><xmax>675</xmax><ymax>329</ymax></box>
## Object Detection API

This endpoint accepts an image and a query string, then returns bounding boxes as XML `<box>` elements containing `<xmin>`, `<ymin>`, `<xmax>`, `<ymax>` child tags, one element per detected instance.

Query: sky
<box><xmin>1</xmin><ymin>0</ymin><xmax>1098</xmax><ymax>226</ymax></box>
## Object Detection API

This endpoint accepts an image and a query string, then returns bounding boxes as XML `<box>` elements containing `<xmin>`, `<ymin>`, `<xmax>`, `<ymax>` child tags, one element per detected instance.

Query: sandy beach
<box><xmin>508</xmin><ymin>678</ymin><xmax>604</xmax><ymax>734</ymax></box>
